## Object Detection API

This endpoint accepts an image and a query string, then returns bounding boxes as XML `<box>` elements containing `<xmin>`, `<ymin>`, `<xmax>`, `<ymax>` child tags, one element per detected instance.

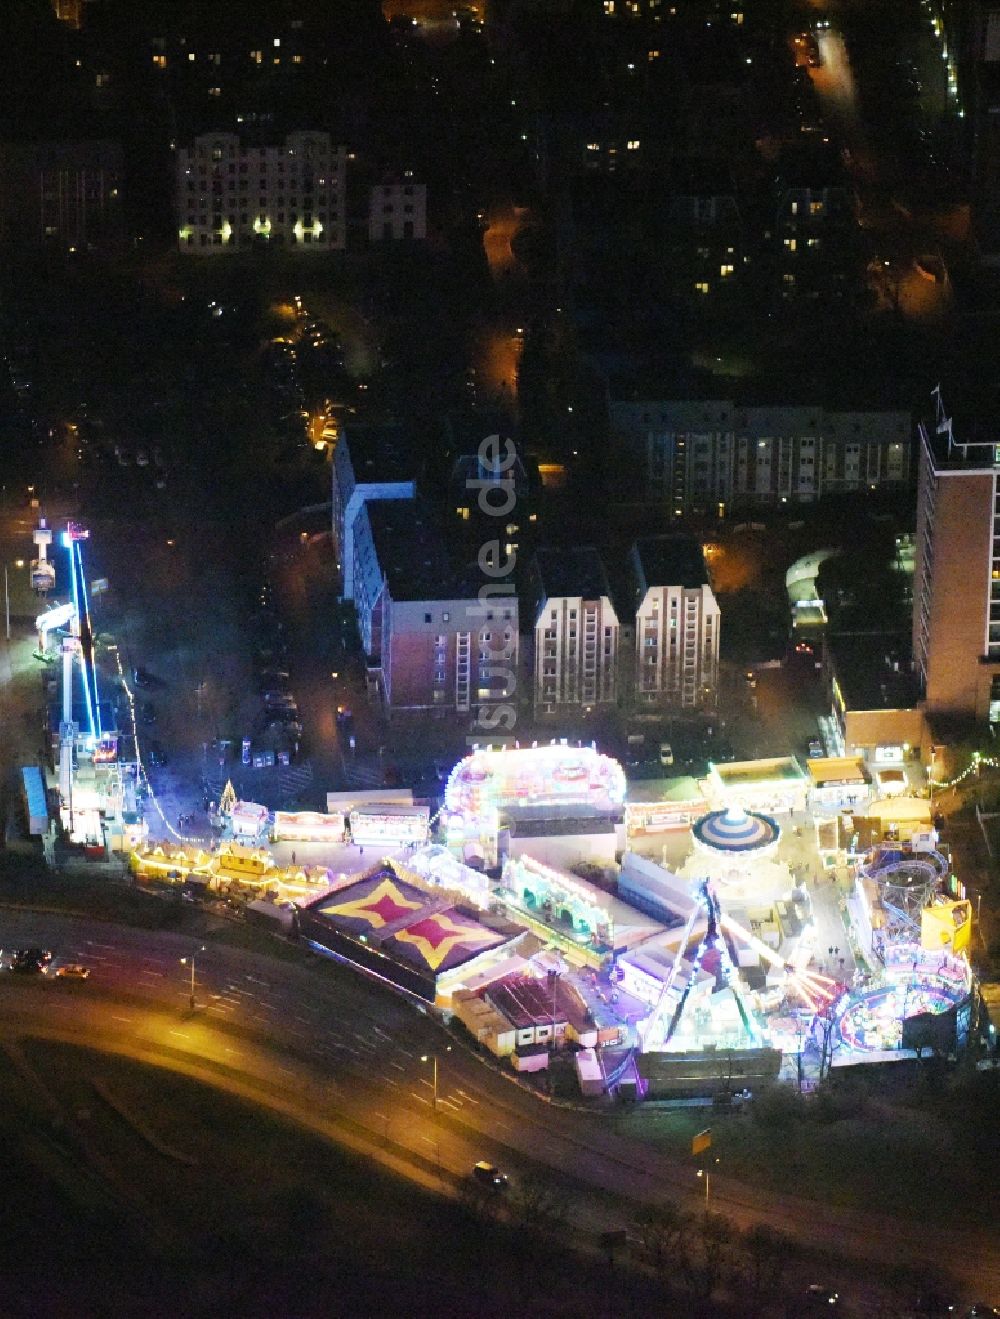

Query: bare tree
<box><xmin>507</xmin><ymin>1169</ymin><xmax>573</xmax><ymax>1235</ymax></box>
<box><xmin>632</xmin><ymin>1201</ymin><xmax>693</xmax><ymax>1276</ymax></box>
<box><xmin>690</xmin><ymin>1209</ymin><xmax>734</xmax><ymax>1301</ymax></box>
<box><xmin>741</xmin><ymin>1222</ymin><xmax>796</xmax><ymax>1316</ymax></box>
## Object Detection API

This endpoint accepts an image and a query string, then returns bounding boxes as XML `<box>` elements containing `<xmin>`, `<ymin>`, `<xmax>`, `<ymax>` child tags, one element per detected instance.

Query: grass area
<box><xmin>10</xmin><ymin>1040</ymin><xmax>684</xmax><ymax>1319</ymax></box>
<box><xmin>617</xmin><ymin>1071</ymin><xmax>1000</xmax><ymax>1225</ymax></box>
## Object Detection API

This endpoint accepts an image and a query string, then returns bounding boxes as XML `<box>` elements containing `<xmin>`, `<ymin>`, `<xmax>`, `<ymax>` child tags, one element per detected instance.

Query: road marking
<box><xmin>295</xmin><ymin>1015</ymin><xmax>311</xmax><ymax>1025</ymax></box>
<box><xmin>419</xmin><ymin>1077</ymin><xmax>433</xmax><ymax>1090</ymax></box>
<box><xmin>419</xmin><ymin>1135</ymin><xmax>435</xmax><ymax>1147</ymax></box>
<box><xmin>438</xmin><ymin>1099</ymin><xmax>461</xmax><ymax>1113</ymax></box>
<box><xmin>140</xmin><ymin>969</ymin><xmax>165</xmax><ymax>978</ymax></box>
<box><xmin>409</xmin><ymin>1091</ymin><xmax>430</xmax><ymax>1106</ymax></box>
<box><xmin>87</xmin><ymin>941</ymin><xmax>115</xmax><ymax>950</ymax></box>
<box><xmin>389</xmin><ymin>1061</ymin><xmax>405</xmax><ymax>1072</ymax></box>
<box><xmin>383</xmin><ymin>1077</ymin><xmax>400</xmax><ymax>1088</ymax></box>
<box><xmin>111</xmin><ymin>1015</ymin><xmax>133</xmax><ymax>1024</ymax></box>
<box><xmin>168</xmin><ymin>1030</ymin><xmax>189</xmax><ymax>1039</ymax></box>
<box><xmin>455</xmin><ymin>1089</ymin><xmax>480</xmax><ymax>1106</ymax></box>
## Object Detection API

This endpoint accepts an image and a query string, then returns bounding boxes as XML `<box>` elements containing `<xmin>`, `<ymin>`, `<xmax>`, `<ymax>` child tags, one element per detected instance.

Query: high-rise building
<box><xmin>913</xmin><ymin>399</ymin><xmax>1000</xmax><ymax>722</ymax></box>
<box><xmin>175</xmin><ymin>131</ymin><xmax>346</xmax><ymax>254</ymax></box>
<box><xmin>610</xmin><ymin>400</ymin><xmax>912</xmax><ymax>516</ymax></box>
<box><xmin>630</xmin><ymin>535</ymin><xmax>720</xmax><ymax>712</ymax></box>
<box><xmin>352</xmin><ymin>500</ymin><xmax>518</xmax><ymax>720</ymax></box>
<box><xmin>0</xmin><ymin>142</ymin><xmax>122</xmax><ymax>253</ymax></box>
<box><xmin>331</xmin><ymin>424</ymin><xmax>417</xmax><ymax>601</ymax></box>
<box><xmin>530</xmin><ymin>548</ymin><xmax>620</xmax><ymax>716</ymax></box>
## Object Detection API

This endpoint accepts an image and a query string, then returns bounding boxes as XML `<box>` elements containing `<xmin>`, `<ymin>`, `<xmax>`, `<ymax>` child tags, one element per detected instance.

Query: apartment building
<box><xmin>609</xmin><ymin>399</ymin><xmax>912</xmax><ymax>516</ymax></box>
<box><xmin>630</xmin><ymin>535</ymin><xmax>720</xmax><ymax>711</ymax></box>
<box><xmin>530</xmin><ymin>548</ymin><xmax>620</xmax><ymax>717</ymax></box>
<box><xmin>913</xmin><ymin>400</ymin><xmax>1000</xmax><ymax>722</ymax></box>
<box><xmin>368</xmin><ymin>178</ymin><xmax>427</xmax><ymax>242</ymax></box>
<box><xmin>331</xmin><ymin>424</ymin><xmax>417</xmax><ymax>601</ymax></box>
<box><xmin>352</xmin><ymin>500</ymin><xmax>518</xmax><ymax>719</ymax></box>
<box><xmin>0</xmin><ymin>142</ymin><xmax>122</xmax><ymax>252</ymax></box>
<box><xmin>175</xmin><ymin>131</ymin><xmax>346</xmax><ymax>254</ymax></box>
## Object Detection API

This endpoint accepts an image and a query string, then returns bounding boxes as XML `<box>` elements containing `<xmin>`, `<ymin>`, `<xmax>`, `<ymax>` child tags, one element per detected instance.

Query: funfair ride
<box><xmin>639</xmin><ymin>878</ymin><xmax>837</xmax><ymax>1052</ymax></box>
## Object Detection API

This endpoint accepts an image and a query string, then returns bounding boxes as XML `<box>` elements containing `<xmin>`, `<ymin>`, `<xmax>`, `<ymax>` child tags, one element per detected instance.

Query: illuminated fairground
<box><xmin>443</xmin><ymin>743</ymin><xmax>626</xmax><ymax>866</ymax></box>
<box><xmin>831</xmin><ymin>943</ymin><xmax>972</xmax><ymax>1055</ymax></box>
<box><xmin>635</xmin><ymin>878</ymin><xmax>836</xmax><ymax>1053</ymax></box>
<box><xmin>678</xmin><ymin>803</ymin><xmax>792</xmax><ymax>901</ymax></box>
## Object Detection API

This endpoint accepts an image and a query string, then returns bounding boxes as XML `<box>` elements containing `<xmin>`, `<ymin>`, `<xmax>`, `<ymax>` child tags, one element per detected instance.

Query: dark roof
<box><xmin>633</xmin><ymin>535</ymin><xmax>708</xmax><ymax>590</ymax></box>
<box><xmin>919</xmin><ymin>413</ymin><xmax>1000</xmax><ymax>473</ymax></box>
<box><xmin>341</xmin><ymin>423</ymin><xmax>416</xmax><ymax>486</ymax></box>
<box><xmin>827</xmin><ymin>633</ymin><xmax>920</xmax><ymax>711</ymax></box>
<box><xmin>485</xmin><ymin>974</ymin><xmax>588</xmax><ymax>1030</ymax></box>
<box><xmin>668</xmin><ymin>158</ymin><xmax>737</xmax><ymax>198</ymax></box>
<box><xmin>366</xmin><ymin>500</ymin><xmax>453</xmax><ymax>601</ymax></box>
<box><xmin>535</xmin><ymin>547</ymin><xmax>611</xmax><ymax>602</ymax></box>
<box><xmin>774</xmin><ymin>142</ymin><xmax>846</xmax><ymax>190</ymax></box>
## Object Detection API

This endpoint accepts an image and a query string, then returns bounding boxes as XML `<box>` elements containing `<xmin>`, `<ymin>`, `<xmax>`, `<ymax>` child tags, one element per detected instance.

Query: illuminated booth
<box><xmin>443</xmin><ymin>742</ymin><xmax>627</xmax><ymax>867</ymax></box>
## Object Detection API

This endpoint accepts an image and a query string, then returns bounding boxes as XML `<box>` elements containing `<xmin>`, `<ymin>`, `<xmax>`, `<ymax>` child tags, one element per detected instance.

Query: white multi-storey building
<box><xmin>610</xmin><ymin>400</ymin><xmax>911</xmax><ymax>517</ymax></box>
<box><xmin>368</xmin><ymin>178</ymin><xmax>427</xmax><ymax>242</ymax></box>
<box><xmin>630</xmin><ymin>535</ymin><xmax>720</xmax><ymax>712</ymax></box>
<box><xmin>531</xmin><ymin>548</ymin><xmax>620</xmax><ymax>716</ymax></box>
<box><xmin>176</xmin><ymin>131</ymin><xmax>346</xmax><ymax>255</ymax></box>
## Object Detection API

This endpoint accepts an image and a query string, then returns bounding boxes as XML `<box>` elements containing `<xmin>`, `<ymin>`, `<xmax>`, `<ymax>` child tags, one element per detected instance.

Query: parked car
<box><xmin>808</xmin><ymin>739</ymin><xmax>824</xmax><ymax>758</ymax></box>
<box><xmin>659</xmin><ymin>742</ymin><xmax>674</xmax><ymax>767</ymax></box>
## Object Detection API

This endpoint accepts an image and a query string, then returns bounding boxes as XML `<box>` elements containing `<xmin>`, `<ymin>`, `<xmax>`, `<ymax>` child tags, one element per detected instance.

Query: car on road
<box><xmin>472</xmin><ymin>1161</ymin><xmax>509</xmax><ymax>1190</ymax></box>
<box><xmin>55</xmin><ymin>964</ymin><xmax>91</xmax><ymax>979</ymax></box>
<box><xmin>133</xmin><ymin>667</ymin><xmax>165</xmax><ymax>689</ymax></box>
<box><xmin>10</xmin><ymin>948</ymin><xmax>53</xmax><ymax>974</ymax></box>
<box><xmin>793</xmin><ymin>1285</ymin><xmax>840</xmax><ymax>1313</ymax></box>
<box><xmin>659</xmin><ymin>742</ymin><xmax>674</xmax><ymax>767</ymax></box>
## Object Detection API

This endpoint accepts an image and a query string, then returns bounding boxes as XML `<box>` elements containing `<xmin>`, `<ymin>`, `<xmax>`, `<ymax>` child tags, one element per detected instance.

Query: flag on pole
<box><xmin>692</xmin><ymin>1128</ymin><xmax>712</xmax><ymax>1156</ymax></box>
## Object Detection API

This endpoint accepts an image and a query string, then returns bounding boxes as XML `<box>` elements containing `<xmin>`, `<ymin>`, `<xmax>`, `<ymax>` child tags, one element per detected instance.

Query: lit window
<box><xmin>784</xmin><ymin>237</ymin><xmax>797</xmax><ymax>251</ymax></box>
<box><xmin>695</xmin><ymin>281</ymin><xmax>709</xmax><ymax>294</ymax></box>
<box><xmin>456</xmin><ymin>506</ymin><xmax>470</xmax><ymax>521</ymax></box>
<box><xmin>188</xmin><ymin>52</ymin><xmax>195</xmax><ymax>61</ymax></box>
<box><xmin>720</xmin><ymin>263</ymin><xmax>734</xmax><ymax>277</ymax></box>
<box><xmin>273</xmin><ymin>37</ymin><xmax>281</xmax><ymax>47</ymax></box>
<box><xmin>626</xmin><ymin>140</ymin><xmax>640</xmax><ymax>150</ymax></box>
<box><xmin>152</xmin><ymin>54</ymin><xmax>167</xmax><ymax>69</ymax></box>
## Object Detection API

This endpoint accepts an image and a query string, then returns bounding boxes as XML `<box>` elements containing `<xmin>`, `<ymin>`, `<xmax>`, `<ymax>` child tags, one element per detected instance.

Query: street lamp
<box><xmin>179</xmin><ymin>945</ymin><xmax>205</xmax><ymax>1011</ymax></box>
<box><xmin>697</xmin><ymin>1157</ymin><xmax>721</xmax><ymax>1205</ymax></box>
<box><xmin>420</xmin><ymin>1046</ymin><xmax>451</xmax><ymax>1111</ymax></box>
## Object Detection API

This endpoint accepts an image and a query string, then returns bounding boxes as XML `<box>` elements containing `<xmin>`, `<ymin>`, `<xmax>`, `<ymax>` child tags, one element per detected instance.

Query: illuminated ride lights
<box><xmin>832</xmin><ymin>945</ymin><xmax>971</xmax><ymax>1054</ymax></box>
<box><xmin>640</xmin><ymin>879</ymin><xmax>837</xmax><ymax>1052</ymax></box>
<box><xmin>112</xmin><ymin>647</ymin><xmax>200</xmax><ymax>847</ymax></box>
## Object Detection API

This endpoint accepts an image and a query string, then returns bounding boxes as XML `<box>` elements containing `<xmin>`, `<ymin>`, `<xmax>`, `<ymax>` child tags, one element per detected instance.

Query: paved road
<box><xmin>0</xmin><ymin>909</ymin><xmax>996</xmax><ymax>1307</ymax></box>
